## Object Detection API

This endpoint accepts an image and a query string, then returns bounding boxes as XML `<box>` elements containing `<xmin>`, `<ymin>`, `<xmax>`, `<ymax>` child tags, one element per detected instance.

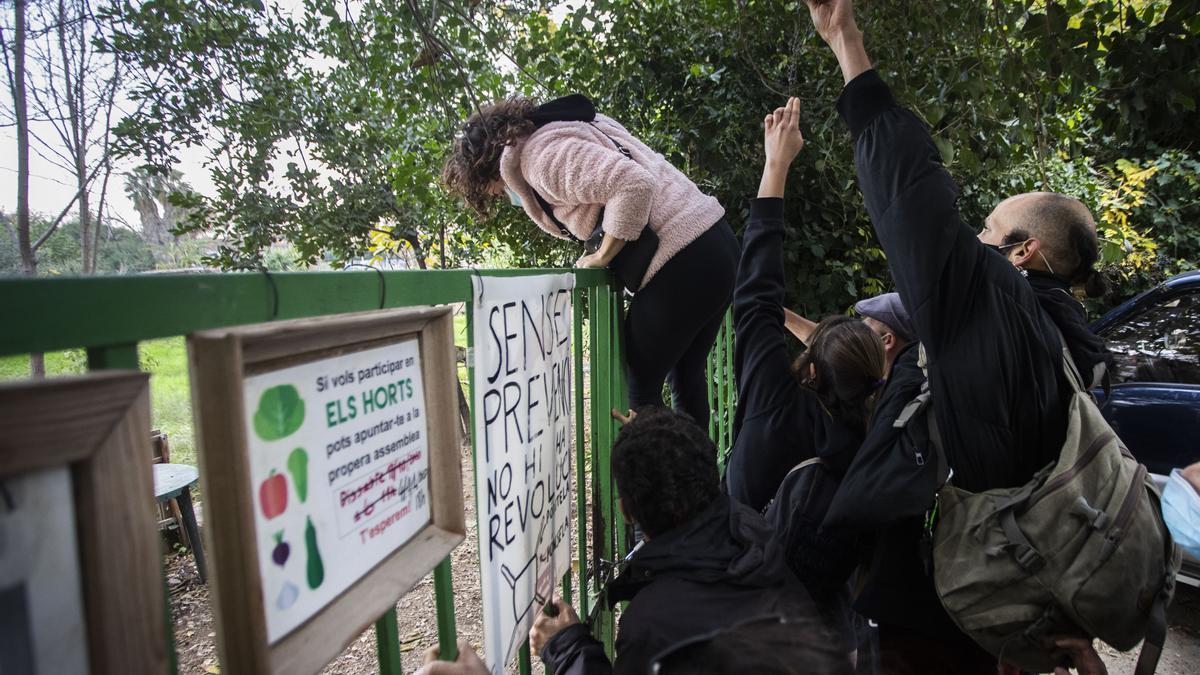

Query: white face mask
<box><xmin>1162</xmin><ymin>468</ymin><xmax>1200</xmax><ymax>560</ymax></box>
<box><xmin>504</xmin><ymin>185</ymin><xmax>522</xmax><ymax>207</ymax></box>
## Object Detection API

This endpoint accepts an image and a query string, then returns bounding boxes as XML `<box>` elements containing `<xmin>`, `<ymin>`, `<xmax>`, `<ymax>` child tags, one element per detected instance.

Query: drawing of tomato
<box><xmin>259</xmin><ymin>470</ymin><xmax>287</xmax><ymax>520</ymax></box>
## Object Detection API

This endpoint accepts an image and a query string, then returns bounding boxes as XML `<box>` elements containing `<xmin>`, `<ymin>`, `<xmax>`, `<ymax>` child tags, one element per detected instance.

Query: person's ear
<box><xmin>1011</xmin><ymin>237</ymin><xmax>1041</xmax><ymax>269</ymax></box>
<box><xmin>881</xmin><ymin>332</ymin><xmax>894</xmax><ymax>350</ymax></box>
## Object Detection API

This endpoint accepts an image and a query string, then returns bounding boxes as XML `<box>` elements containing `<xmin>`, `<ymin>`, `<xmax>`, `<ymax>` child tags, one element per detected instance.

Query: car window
<box><xmin>1104</xmin><ymin>291</ymin><xmax>1200</xmax><ymax>385</ymax></box>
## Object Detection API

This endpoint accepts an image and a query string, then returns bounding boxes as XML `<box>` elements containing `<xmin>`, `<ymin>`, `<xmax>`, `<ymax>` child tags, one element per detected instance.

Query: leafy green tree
<box><xmin>0</xmin><ymin>212</ymin><xmax>154</xmax><ymax>275</ymax></box>
<box><xmin>99</xmin><ymin>0</ymin><xmax>1199</xmax><ymax>312</ymax></box>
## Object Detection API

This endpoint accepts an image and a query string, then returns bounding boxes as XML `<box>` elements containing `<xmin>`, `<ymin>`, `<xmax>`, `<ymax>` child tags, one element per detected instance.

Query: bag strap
<box><xmin>785</xmin><ymin>457</ymin><xmax>823</xmax><ymax>477</ymax></box>
<box><xmin>1134</xmin><ymin>488</ymin><xmax>1182</xmax><ymax>675</ymax></box>
<box><xmin>588</xmin><ymin>120</ymin><xmax>633</xmax><ymax>159</ymax></box>
<box><xmin>898</xmin><ymin>343</ymin><xmax>951</xmax><ymax>487</ymax></box>
<box><xmin>1056</xmin><ymin>329</ymin><xmax>1089</xmax><ymax>395</ymax></box>
<box><xmin>529</xmin><ymin>188</ymin><xmax>581</xmax><ymax>243</ymax></box>
<box><xmin>527</xmin><ymin>120</ymin><xmax>631</xmax><ymax>244</ymax></box>
<box><xmin>1133</xmin><ymin>589</ymin><xmax>1169</xmax><ymax>675</ymax></box>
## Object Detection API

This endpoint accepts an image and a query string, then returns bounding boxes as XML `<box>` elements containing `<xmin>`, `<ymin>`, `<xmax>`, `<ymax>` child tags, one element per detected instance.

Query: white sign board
<box><xmin>472</xmin><ymin>274</ymin><xmax>576</xmax><ymax>673</ymax></box>
<box><xmin>242</xmin><ymin>340</ymin><xmax>431</xmax><ymax>642</ymax></box>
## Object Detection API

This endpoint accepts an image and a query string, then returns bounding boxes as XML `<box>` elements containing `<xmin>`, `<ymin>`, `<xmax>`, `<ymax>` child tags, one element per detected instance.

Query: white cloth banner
<box><xmin>471</xmin><ymin>273</ymin><xmax>576</xmax><ymax>673</ymax></box>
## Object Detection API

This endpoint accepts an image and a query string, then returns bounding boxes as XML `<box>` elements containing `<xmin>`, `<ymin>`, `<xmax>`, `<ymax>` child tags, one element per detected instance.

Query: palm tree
<box><xmin>124</xmin><ymin>167</ymin><xmax>191</xmax><ymax>251</ymax></box>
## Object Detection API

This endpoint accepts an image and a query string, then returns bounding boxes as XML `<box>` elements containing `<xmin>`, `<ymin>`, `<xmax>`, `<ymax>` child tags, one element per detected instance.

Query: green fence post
<box><xmin>87</xmin><ymin>343</ymin><xmax>139</xmax><ymax>370</ymax></box>
<box><xmin>717</xmin><ymin>320</ymin><xmax>728</xmax><ymax>459</ymax></box>
<box><xmin>572</xmin><ymin>289</ymin><xmax>590</xmax><ymax>619</ymax></box>
<box><xmin>594</xmin><ymin>286</ymin><xmax>617</xmax><ymax>657</ymax></box>
<box><xmin>706</xmin><ymin>342</ymin><xmax>715</xmax><ymax>441</ymax></box>
<box><xmin>519</xmin><ymin>641</ymin><xmax>533</xmax><ymax>675</ymax></box>
<box><xmin>720</xmin><ymin>309</ymin><xmax>729</xmax><ymax>451</ymax></box>
<box><xmin>609</xmin><ymin>290</ymin><xmax>627</xmax><ymax>557</ymax></box>
<box><xmin>587</xmin><ymin>286</ymin><xmax>602</xmax><ymax>605</ymax></box>
<box><xmin>433</xmin><ymin>558</ymin><xmax>458</xmax><ymax>661</ymax></box>
<box><xmin>375</xmin><ymin>608</ymin><xmax>404</xmax><ymax>675</ymax></box>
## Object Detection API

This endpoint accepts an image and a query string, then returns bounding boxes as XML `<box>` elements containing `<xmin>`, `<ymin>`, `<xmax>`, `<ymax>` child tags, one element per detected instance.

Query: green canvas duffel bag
<box><xmin>927</xmin><ymin>336</ymin><xmax>1182</xmax><ymax>673</ymax></box>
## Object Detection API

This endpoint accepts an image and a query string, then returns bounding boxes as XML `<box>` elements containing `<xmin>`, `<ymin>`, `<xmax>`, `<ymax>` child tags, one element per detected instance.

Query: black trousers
<box><xmin>625</xmin><ymin>218</ymin><xmax>738</xmax><ymax>429</ymax></box>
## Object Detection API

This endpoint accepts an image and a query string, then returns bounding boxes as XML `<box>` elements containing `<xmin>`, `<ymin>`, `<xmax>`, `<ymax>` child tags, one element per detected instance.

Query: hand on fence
<box><xmin>530</xmin><ymin>597</ymin><xmax>581</xmax><ymax>657</ymax></box>
<box><xmin>575</xmin><ymin>252</ymin><xmax>606</xmax><ymax>269</ymax></box>
<box><xmin>612</xmin><ymin>408</ymin><xmax>638</xmax><ymax>425</ymax></box>
<box><xmin>414</xmin><ymin>640</ymin><xmax>488</xmax><ymax>675</ymax></box>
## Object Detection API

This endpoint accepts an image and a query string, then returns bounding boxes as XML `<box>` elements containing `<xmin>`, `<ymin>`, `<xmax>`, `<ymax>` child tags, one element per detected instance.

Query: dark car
<box><xmin>1092</xmin><ymin>269</ymin><xmax>1200</xmax><ymax>585</ymax></box>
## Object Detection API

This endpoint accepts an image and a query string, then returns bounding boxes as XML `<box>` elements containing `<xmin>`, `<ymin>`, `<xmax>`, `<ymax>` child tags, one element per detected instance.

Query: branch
<box><xmin>31</xmin><ymin>155</ymin><xmax>106</xmax><ymax>251</ymax></box>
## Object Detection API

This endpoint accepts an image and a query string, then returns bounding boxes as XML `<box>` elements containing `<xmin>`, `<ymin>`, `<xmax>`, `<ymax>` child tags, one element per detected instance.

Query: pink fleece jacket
<box><xmin>499</xmin><ymin>115</ymin><xmax>725</xmax><ymax>290</ymax></box>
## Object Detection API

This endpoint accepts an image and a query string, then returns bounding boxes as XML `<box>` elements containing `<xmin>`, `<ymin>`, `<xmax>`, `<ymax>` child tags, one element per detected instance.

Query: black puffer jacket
<box><xmin>725</xmin><ymin>197</ymin><xmax>866</xmax><ymax>513</ymax></box>
<box><xmin>541</xmin><ymin>494</ymin><xmax>817</xmax><ymax>675</ymax></box>
<box><xmin>825</xmin><ymin>69</ymin><xmax>1109</xmax><ymax>639</ymax></box>
<box><xmin>836</xmin><ymin>69</ymin><xmax>1104</xmax><ymax>495</ymax></box>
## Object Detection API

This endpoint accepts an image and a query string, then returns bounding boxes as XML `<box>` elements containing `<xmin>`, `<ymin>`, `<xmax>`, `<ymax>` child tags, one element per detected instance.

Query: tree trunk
<box><xmin>78</xmin><ymin>189</ymin><xmax>93</xmax><ymax>273</ymax></box>
<box><xmin>57</xmin><ymin>0</ymin><xmax>93</xmax><ymax>274</ymax></box>
<box><xmin>12</xmin><ymin>0</ymin><xmax>31</xmax><ymax>276</ymax></box>
<box><xmin>9</xmin><ymin>0</ymin><xmax>43</xmax><ymax>376</ymax></box>
<box><xmin>399</xmin><ymin>232</ymin><xmax>427</xmax><ymax>270</ymax></box>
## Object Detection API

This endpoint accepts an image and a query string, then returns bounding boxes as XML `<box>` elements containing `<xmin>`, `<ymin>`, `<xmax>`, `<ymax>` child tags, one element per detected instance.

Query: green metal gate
<box><xmin>0</xmin><ymin>268</ymin><xmax>736</xmax><ymax>674</ymax></box>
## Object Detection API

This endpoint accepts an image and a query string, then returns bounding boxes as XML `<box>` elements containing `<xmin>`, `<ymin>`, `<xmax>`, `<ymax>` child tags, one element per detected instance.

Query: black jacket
<box><xmin>836</xmin><ymin>69</ymin><xmax>1099</xmax><ymax>494</ymax></box>
<box><xmin>725</xmin><ymin>198</ymin><xmax>866</xmax><ymax>513</ymax></box>
<box><xmin>540</xmin><ymin>494</ymin><xmax>816</xmax><ymax>675</ymax></box>
<box><xmin>827</xmin><ymin>71</ymin><xmax>1107</xmax><ymax>636</ymax></box>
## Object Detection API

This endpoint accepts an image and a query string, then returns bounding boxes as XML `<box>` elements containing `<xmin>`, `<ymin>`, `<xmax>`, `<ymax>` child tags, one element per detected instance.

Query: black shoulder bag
<box><xmin>529</xmin><ymin>122</ymin><xmax>659</xmax><ymax>293</ymax></box>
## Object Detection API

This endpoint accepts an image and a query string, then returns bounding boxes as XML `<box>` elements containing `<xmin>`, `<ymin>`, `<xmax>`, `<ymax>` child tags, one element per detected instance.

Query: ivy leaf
<box><xmin>933</xmin><ymin>136</ymin><xmax>955</xmax><ymax>166</ymax></box>
<box><xmin>254</xmin><ymin>385</ymin><xmax>306</xmax><ymax>441</ymax></box>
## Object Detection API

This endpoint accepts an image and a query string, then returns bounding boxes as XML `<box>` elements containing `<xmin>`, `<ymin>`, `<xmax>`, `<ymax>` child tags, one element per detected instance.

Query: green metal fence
<box><xmin>0</xmin><ymin>268</ymin><xmax>736</xmax><ymax>674</ymax></box>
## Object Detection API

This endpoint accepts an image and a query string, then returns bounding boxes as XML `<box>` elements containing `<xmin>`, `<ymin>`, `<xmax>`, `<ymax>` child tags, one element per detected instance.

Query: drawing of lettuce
<box><xmin>253</xmin><ymin>385</ymin><xmax>305</xmax><ymax>441</ymax></box>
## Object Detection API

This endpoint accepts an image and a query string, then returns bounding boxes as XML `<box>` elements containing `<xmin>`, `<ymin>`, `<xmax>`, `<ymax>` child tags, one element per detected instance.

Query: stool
<box><xmin>154</xmin><ymin>463</ymin><xmax>207</xmax><ymax>584</ymax></box>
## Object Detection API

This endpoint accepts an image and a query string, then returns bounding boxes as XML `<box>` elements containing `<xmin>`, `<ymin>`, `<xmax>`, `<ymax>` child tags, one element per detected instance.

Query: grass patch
<box><xmin>1</xmin><ymin>339</ymin><xmax>198</xmax><ymax>466</ymax></box>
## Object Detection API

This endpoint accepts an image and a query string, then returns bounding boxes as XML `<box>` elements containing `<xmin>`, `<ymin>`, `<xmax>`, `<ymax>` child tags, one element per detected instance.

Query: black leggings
<box><xmin>625</xmin><ymin>219</ymin><xmax>739</xmax><ymax>429</ymax></box>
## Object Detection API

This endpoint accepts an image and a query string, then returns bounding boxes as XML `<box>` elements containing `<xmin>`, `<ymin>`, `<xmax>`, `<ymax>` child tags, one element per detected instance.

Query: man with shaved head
<box><xmin>802</xmin><ymin>1</ymin><xmax>1111</xmax><ymax>672</ymax></box>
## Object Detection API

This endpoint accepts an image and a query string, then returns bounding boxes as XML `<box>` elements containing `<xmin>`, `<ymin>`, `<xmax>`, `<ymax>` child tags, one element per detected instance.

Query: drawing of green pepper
<box><xmin>287</xmin><ymin>447</ymin><xmax>309</xmax><ymax>502</ymax></box>
<box><xmin>305</xmin><ymin>516</ymin><xmax>324</xmax><ymax>590</ymax></box>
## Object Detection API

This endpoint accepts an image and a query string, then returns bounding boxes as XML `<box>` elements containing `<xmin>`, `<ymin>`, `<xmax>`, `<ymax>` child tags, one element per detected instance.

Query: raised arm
<box><xmin>784</xmin><ymin>308</ymin><xmax>818</xmax><ymax>344</ymax></box>
<box><xmin>733</xmin><ymin>98</ymin><xmax>807</xmax><ymax>418</ymax></box>
<box><xmin>803</xmin><ymin>0</ymin><xmax>1008</xmax><ymax>352</ymax></box>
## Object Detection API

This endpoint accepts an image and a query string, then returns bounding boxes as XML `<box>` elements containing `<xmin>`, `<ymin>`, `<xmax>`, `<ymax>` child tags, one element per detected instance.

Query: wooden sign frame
<box><xmin>188</xmin><ymin>306</ymin><xmax>465</xmax><ymax>674</ymax></box>
<box><xmin>0</xmin><ymin>371</ymin><xmax>167</xmax><ymax>674</ymax></box>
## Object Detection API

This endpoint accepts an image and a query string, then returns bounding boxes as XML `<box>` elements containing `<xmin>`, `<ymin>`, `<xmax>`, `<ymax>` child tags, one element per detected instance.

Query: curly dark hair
<box><xmin>611</xmin><ymin>407</ymin><xmax>720</xmax><ymax>538</ymax></box>
<box><xmin>793</xmin><ymin>315</ymin><xmax>886</xmax><ymax>434</ymax></box>
<box><xmin>441</xmin><ymin>96</ymin><xmax>538</xmax><ymax>217</ymax></box>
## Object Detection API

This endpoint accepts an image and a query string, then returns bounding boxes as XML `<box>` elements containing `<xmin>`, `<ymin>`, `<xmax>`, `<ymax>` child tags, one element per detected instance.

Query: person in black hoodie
<box><xmin>723</xmin><ymin>97</ymin><xmax>885</xmax><ymax>656</ymax></box>
<box><xmin>530</xmin><ymin>407</ymin><xmax>822</xmax><ymax>675</ymax></box>
<box><xmin>802</xmin><ymin>1</ymin><xmax>1110</xmax><ymax>673</ymax></box>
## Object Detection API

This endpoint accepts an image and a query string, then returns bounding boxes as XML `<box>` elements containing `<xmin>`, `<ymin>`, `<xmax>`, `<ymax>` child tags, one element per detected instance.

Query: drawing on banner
<box><xmin>242</xmin><ymin>339</ymin><xmax>432</xmax><ymax>642</ymax></box>
<box><xmin>472</xmin><ymin>274</ymin><xmax>576</xmax><ymax>673</ymax></box>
